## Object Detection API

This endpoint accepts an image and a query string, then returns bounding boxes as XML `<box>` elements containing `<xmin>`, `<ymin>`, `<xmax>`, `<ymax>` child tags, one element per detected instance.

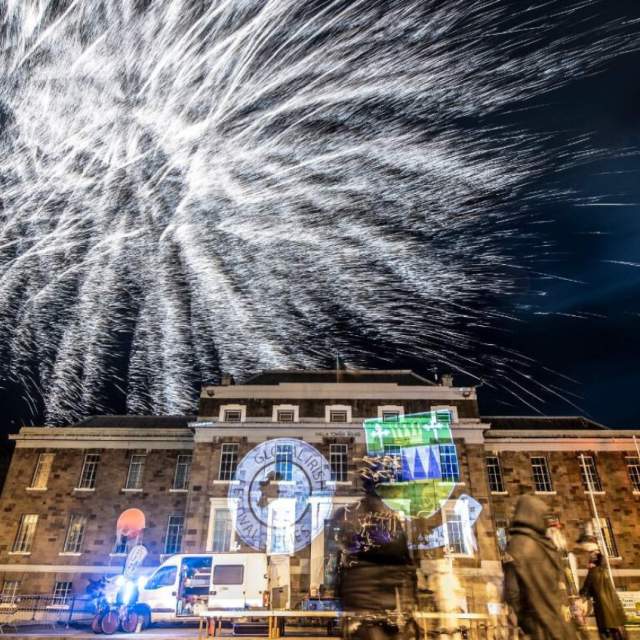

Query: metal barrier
<box><xmin>0</xmin><ymin>594</ymin><xmax>97</xmax><ymax>634</ymax></box>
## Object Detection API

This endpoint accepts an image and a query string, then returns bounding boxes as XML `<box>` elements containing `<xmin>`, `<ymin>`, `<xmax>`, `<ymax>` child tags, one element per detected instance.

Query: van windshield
<box><xmin>213</xmin><ymin>564</ymin><xmax>244</xmax><ymax>585</ymax></box>
<box><xmin>146</xmin><ymin>565</ymin><xmax>177</xmax><ymax>589</ymax></box>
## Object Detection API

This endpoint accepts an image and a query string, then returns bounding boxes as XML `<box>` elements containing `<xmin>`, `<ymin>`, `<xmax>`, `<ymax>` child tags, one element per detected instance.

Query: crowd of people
<box><xmin>332</xmin><ymin>458</ymin><xmax>629</xmax><ymax>640</ymax></box>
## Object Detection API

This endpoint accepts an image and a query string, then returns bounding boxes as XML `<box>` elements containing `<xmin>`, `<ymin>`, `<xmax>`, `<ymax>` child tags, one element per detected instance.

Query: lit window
<box><xmin>579</xmin><ymin>455</ymin><xmax>603</xmax><ymax>492</ymax></box>
<box><xmin>627</xmin><ymin>457</ymin><xmax>640</xmax><ymax>492</ymax></box>
<box><xmin>30</xmin><ymin>453</ymin><xmax>54</xmax><ymax>489</ymax></box>
<box><xmin>212</xmin><ymin>509</ymin><xmax>233</xmax><ymax>552</ymax></box>
<box><xmin>78</xmin><ymin>454</ymin><xmax>100</xmax><ymax>489</ymax></box>
<box><xmin>218</xmin><ymin>444</ymin><xmax>239</xmax><ymax>481</ymax></box>
<box><xmin>445</xmin><ymin>514</ymin><xmax>466</xmax><ymax>554</ymax></box>
<box><xmin>1</xmin><ymin>581</ymin><xmax>19</xmax><ymax>604</ymax></box>
<box><xmin>268</xmin><ymin>498</ymin><xmax>295</xmax><ymax>555</ymax></box>
<box><xmin>495</xmin><ymin>518</ymin><xmax>508</xmax><ymax>552</ymax></box>
<box><xmin>125</xmin><ymin>455</ymin><xmax>146</xmax><ymax>490</ymax></box>
<box><xmin>277</xmin><ymin>410</ymin><xmax>295</xmax><ymax>423</ymax></box>
<box><xmin>164</xmin><ymin>515</ymin><xmax>184</xmax><ymax>555</ymax></box>
<box><xmin>329</xmin><ymin>410</ymin><xmax>348</xmax><ymax>423</ymax></box>
<box><xmin>440</xmin><ymin>444</ymin><xmax>460</xmax><ymax>482</ymax></box>
<box><xmin>223</xmin><ymin>410</ymin><xmax>242</xmax><ymax>423</ymax></box>
<box><xmin>173</xmin><ymin>455</ymin><xmax>192</xmax><ymax>490</ymax></box>
<box><xmin>443</xmin><ymin>500</ymin><xmax>474</xmax><ymax>556</ymax></box>
<box><xmin>382</xmin><ymin>411</ymin><xmax>400</xmax><ymax>422</ymax></box>
<box><xmin>12</xmin><ymin>514</ymin><xmax>38</xmax><ymax>553</ymax></box>
<box><xmin>531</xmin><ymin>456</ymin><xmax>553</xmax><ymax>492</ymax></box>
<box><xmin>52</xmin><ymin>581</ymin><xmax>72</xmax><ymax>606</ymax></box>
<box><xmin>330</xmin><ymin>444</ymin><xmax>348</xmax><ymax>482</ymax></box>
<box><xmin>594</xmin><ymin>517</ymin><xmax>619</xmax><ymax>558</ymax></box>
<box><xmin>275</xmin><ymin>443</ymin><xmax>293</xmax><ymax>481</ymax></box>
<box><xmin>486</xmin><ymin>456</ymin><xmax>505</xmax><ymax>493</ymax></box>
<box><xmin>63</xmin><ymin>514</ymin><xmax>87</xmax><ymax>553</ymax></box>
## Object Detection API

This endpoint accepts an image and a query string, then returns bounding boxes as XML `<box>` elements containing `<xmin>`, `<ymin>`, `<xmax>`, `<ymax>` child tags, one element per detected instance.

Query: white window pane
<box><xmin>164</xmin><ymin>515</ymin><xmax>184</xmax><ymax>554</ymax></box>
<box><xmin>78</xmin><ymin>454</ymin><xmax>100</xmax><ymax>489</ymax></box>
<box><xmin>212</xmin><ymin>509</ymin><xmax>232</xmax><ymax>552</ymax></box>
<box><xmin>31</xmin><ymin>453</ymin><xmax>54</xmax><ymax>489</ymax></box>
<box><xmin>219</xmin><ymin>444</ymin><xmax>239</xmax><ymax>481</ymax></box>
<box><xmin>173</xmin><ymin>455</ymin><xmax>192</xmax><ymax>490</ymax></box>
<box><xmin>63</xmin><ymin>514</ymin><xmax>87</xmax><ymax>553</ymax></box>
<box><xmin>13</xmin><ymin>514</ymin><xmax>38</xmax><ymax>553</ymax></box>
<box><xmin>125</xmin><ymin>455</ymin><xmax>146</xmax><ymax>489</ymax></box>
<box><xmin>531</xmin><ymin>457</ymin><xmax>553</xmax><ymax>492</ymax></box>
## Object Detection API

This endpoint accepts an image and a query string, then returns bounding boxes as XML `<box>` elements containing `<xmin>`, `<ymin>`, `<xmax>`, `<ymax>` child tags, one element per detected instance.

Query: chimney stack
<box><xmin>441</xmin><ymin>373</ymin><xmax>454</xmax><ymax>387</ymax></box>
<box><xmin>221</xmin><ymin>373</ymin><xmax>235</xmax><ymax>386</ymax></box>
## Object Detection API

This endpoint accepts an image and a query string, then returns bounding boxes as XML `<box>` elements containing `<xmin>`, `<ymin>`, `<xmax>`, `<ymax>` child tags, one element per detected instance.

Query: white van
<box><xmin>137</xmin><ymin>553</ymin><xmax>269</xmax><ymax>623</ymax></box>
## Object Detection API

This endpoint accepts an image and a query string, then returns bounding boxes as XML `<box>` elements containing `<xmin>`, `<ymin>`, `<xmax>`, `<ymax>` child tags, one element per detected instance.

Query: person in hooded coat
<box><xmin>503</xmin><ymin>495</ymin><xmax>577</xmax><ymax>640</ymax></box>
<box><xmin>580</xmin><ymin>552</ymin><xmax>627</xmax><ymax>640</ymax></box>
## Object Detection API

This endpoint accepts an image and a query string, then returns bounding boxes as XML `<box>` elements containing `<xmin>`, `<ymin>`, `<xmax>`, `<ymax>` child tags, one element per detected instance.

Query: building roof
<box><xmin>240</xmin><ymin>369</ymin><xmax>435</xmax><ymax>386</ymax></box>
<box><xmin>72</xmin><ymin>415</ymin><xmax>195</xmax><ymax>429</ymax></box>
<box><xmin>482</xmin><ymin>416</ymin><xmax>609</xmax><ymax>431</ymax></box>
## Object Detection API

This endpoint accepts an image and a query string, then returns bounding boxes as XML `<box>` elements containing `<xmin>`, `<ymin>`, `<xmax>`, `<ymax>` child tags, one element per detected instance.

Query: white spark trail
<box><xmin>0</xmin><ymin>0</ymin><xmax>636</xmax><ymax>423</ymax></box>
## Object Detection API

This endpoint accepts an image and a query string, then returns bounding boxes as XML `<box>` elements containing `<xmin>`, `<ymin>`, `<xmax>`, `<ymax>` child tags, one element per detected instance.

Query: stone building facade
<box><xmin>0</xmin><ymin>369</ymin><xmax>638</xmax><ymax>611</ymax></box>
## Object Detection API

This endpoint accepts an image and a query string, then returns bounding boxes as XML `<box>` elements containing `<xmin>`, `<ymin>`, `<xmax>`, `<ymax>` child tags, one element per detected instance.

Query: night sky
<box><xmin>1</xmin><ymin>1</ymin><xmax>639</xmax><ymax>432</ymax></box>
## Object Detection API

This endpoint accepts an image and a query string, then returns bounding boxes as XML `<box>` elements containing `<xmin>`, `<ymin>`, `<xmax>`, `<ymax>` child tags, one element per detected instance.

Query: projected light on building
<box><xmin>363</xmin><ymin>410</ymin><xmax>457</xmax><ymax>518</ymax></box>
<box><xmin>228</xmin><ymin>439</ymin><xmax>334</xmax><ymax>553</ymax></box>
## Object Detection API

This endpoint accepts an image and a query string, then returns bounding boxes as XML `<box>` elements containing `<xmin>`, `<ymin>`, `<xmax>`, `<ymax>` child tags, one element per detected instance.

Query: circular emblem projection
<box><xmin>228</xmin><ymin>439</ymin><xmax>334</xmax><ymax>553</ymax></box>
<box><xmin>363</xmin><ymin>410</ymin><xmax>456</xmax><ymax>518</ymax></box>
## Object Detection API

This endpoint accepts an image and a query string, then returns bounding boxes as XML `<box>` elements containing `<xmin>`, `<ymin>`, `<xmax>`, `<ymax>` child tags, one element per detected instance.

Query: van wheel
<box><xmin>140</xmin><ymin>609</ymin><xmax>151</xmax><ymax>629</ymax></box>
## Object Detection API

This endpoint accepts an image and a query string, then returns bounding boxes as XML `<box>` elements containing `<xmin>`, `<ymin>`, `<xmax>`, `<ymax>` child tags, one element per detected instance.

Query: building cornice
<box><xmin>200</xmin><ymin>383</ymin><xmax>476</xmax><ymax>401</ymax></box>
<box><xmin>10</xmin><ymin>427</ymin><xmax>193</xmax><ymax>450</ymax></box>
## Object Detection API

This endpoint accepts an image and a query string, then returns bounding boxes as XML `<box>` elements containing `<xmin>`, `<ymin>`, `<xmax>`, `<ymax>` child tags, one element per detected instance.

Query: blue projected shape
<box><xmin>228</xmin><ymin>439</ymin><xmax>334</xmax><ymax>553</ymax></box>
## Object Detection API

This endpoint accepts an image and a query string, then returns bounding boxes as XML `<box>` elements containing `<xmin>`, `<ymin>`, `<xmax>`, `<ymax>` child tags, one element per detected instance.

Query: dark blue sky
<box><xmin>0</xmin><ymin>1</ymin><xmax>639</xmax><ymax>431</ymax></box>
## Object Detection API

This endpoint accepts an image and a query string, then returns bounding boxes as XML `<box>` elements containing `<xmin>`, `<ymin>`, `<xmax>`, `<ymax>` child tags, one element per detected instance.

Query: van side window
<box><xmin>213</xmin><ymin>565</ymin><xmax>244</xmax><ymax>585</ymax></box>
<box><xmin>146</xmin><ymin>566</ymin><xmax>177</xmax><ymax>589</ymax></box>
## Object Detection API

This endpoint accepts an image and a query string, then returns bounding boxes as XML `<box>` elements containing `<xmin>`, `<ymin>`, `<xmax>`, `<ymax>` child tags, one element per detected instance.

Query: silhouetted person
<box><xmin>503</xmin><ymin>495</ymin><xmax>577</xmax><ymax>640</ymax></box>
<box><xmin>580</xmin><ymin>552</ymin><xmax>627</xmax><ymax>640</ymax></box>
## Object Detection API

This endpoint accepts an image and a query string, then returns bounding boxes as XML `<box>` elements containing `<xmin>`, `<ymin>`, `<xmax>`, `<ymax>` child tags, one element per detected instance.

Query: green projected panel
<box><xmin>363</xmin><ymin>410</ymin><xmax>456</xmax><ymax>518</ymax></box>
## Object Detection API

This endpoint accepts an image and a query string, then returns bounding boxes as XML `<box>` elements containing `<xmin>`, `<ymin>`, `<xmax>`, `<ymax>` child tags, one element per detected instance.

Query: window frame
<box><xmin>275</xmin><ymin>443</ymin><xmax>294</xmax><ymax>481</ymax></box>
<box><xmin>77</xmin><ymin>453</ymin><xmax>100</xmax><ymax>490</ymax></box>
<box><xmin>218</xmin><ymin>404</ymin><xmax>246</xmax><ymax>423</ymax></box>
<box><xmin>1</xmin><ymin>580</ymin><xmax>19</xmax><ymax>605</ymax></box>
<box><xmin>164</xmin><ymin>515</ymin><xmax>184</xmax><ymax>555</ymax></box>
<box><xmin>377</xmin><ymin>405</ymin><xmax>405</xmax><ymax>421</ymax></box>
<box><xmin>211</xmin><ymin>508</ymin><xmax>233</xmax><ymax>552</ymax></box>
<box><xmin>626</xmin><ymin>456</ymin><xmax>640</xmax><ymax>492</ymax></box>
<box><xmin>52</xmin><ymin>581</ymin><xmax>72</xmax><ymax>606</ymax></box>
<box><xmin>329</xmin><ymin>444</ymin><xmax>348</xmax><ymax>482</ymax></box>
<box><xmin>485</xmin><ymin>455</ymin><xmax>506</xmax><ymax>493</ymax></box>
<box><xmin>12</xmin><ymin>514</ymin><xmax>38</xmax><ymax>553</ymax></box>
<box><xmin>30</xmin><ymin>453</ymin><xmax>54</xmax><ymax>490</ymax></box>
<box><xmin>218</xmin><ymin>443</ymin><xmax>239</xmax><ymax>481</ymax></box>
<box><xmin>172</xmin><ymin>454</ymin><xmax>192</xmax><ymax>491</ymax></box>
<box><xmin>62</xmin><ymin>514</ymin><xmax>87</xmax><ymax>554</ymax></box>
<box><xmin>124</xmin><ymin>454</ymin><xmax>146</xmax><ymax>490</ymax></box>
<box><xmin>579</xmin><ymin>454</ymin><xmax>603</xmax><ymax>493</ymax></box>
<box><xmin>439</xmin><ymin>444</ymin><xmax>461</xmax><ymax>483</ymax></box>
<box><xmin>325</xmin><ymin>405</ymin><xmax>352</xmax><ymax>424</ymax></box>
<box><xmin>272</xmin><ymin>404</ymin><xmax>299</xmax><ymax>423</ymax></box>
<box><xmin>531</xmin><ymin>456</ymin><xmax>554</xmax><ymax>493</ymax></box>
<box><xmin>594</xmin><ymin>516</ymin><xmax>620</xmax><ymax>559</ymax></box>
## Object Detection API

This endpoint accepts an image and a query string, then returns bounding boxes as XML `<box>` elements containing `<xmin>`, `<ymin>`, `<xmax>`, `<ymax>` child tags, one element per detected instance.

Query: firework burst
<box><xmin>0</xmin><ymin>0</ymin><xmax>636</xmax><ymax>423</ymax></box>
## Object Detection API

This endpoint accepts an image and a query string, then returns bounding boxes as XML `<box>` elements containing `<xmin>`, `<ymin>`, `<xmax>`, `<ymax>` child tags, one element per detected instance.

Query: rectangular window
<box><xmin>626</xmin><ymin>457</ymin><xmax>640</xmax><ymax>492</ymax></box>
<box><xmin>275</xmin><ymin>443</ymin><xmax>293</xmax><ymax>481</ymax></box>
<box><xmin>384</xmin><ymin>444</ymin><xmax>402</xmax><ymax>480</ymax></box>
<box><xmin>495</xmin><ymin>518</ymin><xmax>508</xmax><ymax>553</ymax></box>
<box><xmin>277</xmin><ymin>410</ymin><xmax>294</xmax><ymax>423</ymax></box>
<box><xmin>223</xmin><ymin>410</ymin><xmax>242</xmax><ymax>423</ymax></box>
<box><xmin>113</xmin><ymin>533</ymin><xmax>129</xmax><ymax>555</ymax></box>
<box><xmin>445</xmin><ymin>514</ymin><xmax>467</xmax><ymax>555</ymax></box>
<box><xmin>30</xmin><ymin>453</ymin><xmax>54</xmax><ymax>489</ymax></box>
<box><xmin>78</xmin><ymin>453</ymin><xmax>100</xmax><ymax>489</ymax></box>
<box><xmin>329</xmin><ymin>410</ymin><xmax>348</xmax><ymax>423</ymax></box>
<box><xmin>382</xmin><ymin>411</ymin><xmax>400</xmax><ymax>422</ymax></box>
<box><xmin>164</xmin><ymin>515</ymin><xmax>184</xmax><ymax>555</ymax></box>
<box><xmin>486</xmin><ymin>456</ymin><xmax>505</xmax><ymax>493</ymax></box>
<box><xmin>439</xmin><ymin>444</ymin><xmax>460</xmax><ymax>482</ymax></box>
<box><xmin>213</xmin><ymin>565</ymin><xmax>244</xmax><ymax>585</ymax></box>
<box><xmin>12</xmin><ymin>514</ymin><xmax>38</xmax><ymax>553</ymax></box>
<box><xmin>330</xmin><ymin>444</ymin><xmax>348</xmax><ymax>482</ymax></box>
<box><xmin>531</xmin><ymin>456</ymin><xmax>553</xmax><ymax>492</ymax></box>
<box><xmin>1</xmin><ymin>581</ymin><xmax>19</xmax><ymax>604</ymax></box>
<box><xmin>594</xmin><ymin>517</ymin><xmax>619</xmax><ymax>558</ymax></box>
<box><xmin>218</xmin><ymin>444</ymin><xmax>239</xmax><ymax>481</ymax></box>
<box><xmin>63</xmin><ymin>514</ymin><xmax>87</xmax><ymax>553</ymax></box>
<box><xmin>212</xmin><ymin>509</ymin><xmax>233</xmax><ymax>552</ymax></box>
<box><xmin>125</xmin><ymin>454</ymin><xmax>146</xmax><ymax>490</ymax></box>
<box><xmin>173</xmin><ymin>455</ymin><xmax>192</xmax><ymax>490</ymax></box>
<box><xmin>52</xmin><ymin>581</ymin><xmax>72</xmax><ymax>606</ymax></box>
<box><xmin>579</xmin><ymin>455</ymin><xmax>603</xmax><ymax>492</ymax></box>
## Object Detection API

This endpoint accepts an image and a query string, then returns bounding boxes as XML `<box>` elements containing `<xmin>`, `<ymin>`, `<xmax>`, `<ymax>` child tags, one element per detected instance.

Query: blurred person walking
<box><xmin>580</xmin><ymin>551</ymin><xmax>627</xmax><ymax>640</ymax></box>
<box><xmin>503</xmin><ymin>495</ymin><xmax>577</xmax><ymax>640</ymax></box>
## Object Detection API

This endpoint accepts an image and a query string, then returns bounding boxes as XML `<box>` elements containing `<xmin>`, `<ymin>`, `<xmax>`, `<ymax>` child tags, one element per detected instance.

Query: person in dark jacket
<box><xmin>332</xmin><ymin>456</ymin><xmax>417</xmax><ymax>629</ymax></box>
<box><xmin>580</xmin><ymin>552</ymin><xmax>627</xmax><ymax>640</ymax></box>
<box><xmin>503</xmin><ymin>495</ymin><xmax>577</xmax><ymax>640</ymax></box>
